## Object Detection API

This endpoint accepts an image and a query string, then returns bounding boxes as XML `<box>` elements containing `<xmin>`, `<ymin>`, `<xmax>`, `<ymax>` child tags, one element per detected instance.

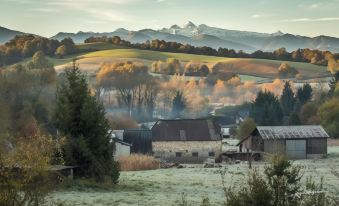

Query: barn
<box><xmin>123</xmin><ymin>129</ymin><xmax>153</xmax><ymax>154</ymax></box>
<box><xmin>237</xmin><ymin>125</ymin><xmax>328</xmax><ymax>159</ymax></box>
<box><xmin>151</xmin><ymin>119</ymin><xmax>222</xmax><ymax>163</ymax></box>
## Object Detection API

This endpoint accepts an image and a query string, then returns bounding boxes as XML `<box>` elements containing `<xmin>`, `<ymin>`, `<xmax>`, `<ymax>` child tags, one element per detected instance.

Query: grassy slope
<box><xmin>79</xmin><ymin>47</ymin><xmax>328</xmax><ymax>79</ymax></box>
<box><xmin>11</xmin><ymin>42</ymin><xmax>329</xmax><ymax>80</ymax></box>
<box><xmin>82</xmin><ymin>48</ymin><xmax>232</xmax><ymax>62</ymax></box>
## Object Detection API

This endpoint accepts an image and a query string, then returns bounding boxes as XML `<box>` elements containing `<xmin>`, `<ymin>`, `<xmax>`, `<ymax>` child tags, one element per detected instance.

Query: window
<box><xmin>192</xmin><ymin>152</ymin><xmax>198</xmax><ymax>157</ymax></box>
<box><xmin>176</xmin><ymin>152</ymin><xmax>182</xmax><ymax>157</ymax></box>
<box><xmin>208</xmin><ymin>152</ymin><xmax>215</xmax><ymax>157</ymax></box>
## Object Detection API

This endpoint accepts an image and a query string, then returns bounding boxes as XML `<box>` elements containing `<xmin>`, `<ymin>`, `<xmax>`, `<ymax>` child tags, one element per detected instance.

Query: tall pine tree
<box><xmin>280</xmin><ymin>81</ymin><xmax>295</xmax><ymax>116</ymax></box>
<box><xmin>54</xmin><ymin>61</ymin><xmax>119</xmax><ymax>183</ymax></box>
<box><xmin>296</xmin><ymin>83</ymin><xmax>312</xmax><ymax>105</ymax></box>
<box><xmin>250</xmin><ymin>90</ymin><xmax>283</xmax><ymax>126</ymax></box>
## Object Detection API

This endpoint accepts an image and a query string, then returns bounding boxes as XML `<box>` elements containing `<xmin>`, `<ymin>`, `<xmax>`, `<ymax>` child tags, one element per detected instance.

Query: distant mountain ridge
<box><xmin>50</xmin><ymin>21</ymin><xmax>339</xmax><ymax>52</ymax></box>
<box><xmin>2</xmin><ymin>22</ymin><xmax>339</xmax><ymax>52</ymax></box>
<box><xmin>0</xmin><ymin>26</ymin><xmax>25</xmax><ymax>44</ymax></box>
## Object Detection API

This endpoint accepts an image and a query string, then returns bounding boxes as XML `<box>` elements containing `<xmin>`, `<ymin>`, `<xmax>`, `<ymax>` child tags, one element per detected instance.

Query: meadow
<box><xmin>49</xmin><ymin>145</ymin><xmax>339</xmax><ymax>206</ymax></box>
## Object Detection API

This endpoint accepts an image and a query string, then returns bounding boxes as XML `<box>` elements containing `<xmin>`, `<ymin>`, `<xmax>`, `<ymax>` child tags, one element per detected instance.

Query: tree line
<box><xmin>0</xmin><ymin>35</ymin><xmax>78</xmax><ymax>66</ymax></box>
<box><xmin>236</xmin><ymin>71</ymin><xmax>339</xmax><ymax>138</ymax></box>
<box><xmin>85</xmin><ymin>36</ymin><xmax>339</xmax><ymax>72</ymax></box>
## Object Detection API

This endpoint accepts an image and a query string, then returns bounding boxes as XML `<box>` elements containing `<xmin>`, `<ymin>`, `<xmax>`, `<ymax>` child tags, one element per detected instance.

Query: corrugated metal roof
<box><xmin>256</xmin><ymin>125</ymin><xmax>329</xmax><ymax>139</ymax></box>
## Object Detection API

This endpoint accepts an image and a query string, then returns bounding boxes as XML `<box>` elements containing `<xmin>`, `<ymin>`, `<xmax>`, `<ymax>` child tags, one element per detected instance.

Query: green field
<box><xmin>81</xmin><ymin>48</ymin><xmax>233</xmax><ymax>63</ymax></box>
<box><xmin>77</xmin><ymin>42</ymin><xmax>128</xmax><ymax>51</ymax></box>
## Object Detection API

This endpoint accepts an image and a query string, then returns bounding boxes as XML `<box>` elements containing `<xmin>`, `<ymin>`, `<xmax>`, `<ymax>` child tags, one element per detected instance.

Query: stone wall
<box><xmin>153</xmin><ymin>141</ymin><xmax>222</xmax><ymax>163</ymax></box>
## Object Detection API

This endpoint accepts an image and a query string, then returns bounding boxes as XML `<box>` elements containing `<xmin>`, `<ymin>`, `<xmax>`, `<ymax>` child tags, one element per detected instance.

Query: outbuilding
<box><xmin>151</xmin><ymin>119</ymin><xmax>222</xmax><ymax>163</ymax></box>
<box><xmin>237</xmin><ymin>125</ymin><xmax>328</xmax><ymax>159</ymax></box>
<box><xmin>123</xmin><ymin>129</ymin><xmax>153</xmax><ymax>154</ymax></box>
<box><xmin>113</xmin><ymin>138</ymin><xmax>131</xmax><ymax>158</ymax></box>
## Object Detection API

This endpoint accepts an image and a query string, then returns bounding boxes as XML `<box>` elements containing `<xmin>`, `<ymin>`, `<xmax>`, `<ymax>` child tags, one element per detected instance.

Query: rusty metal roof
<box><xmin>256</xmin><ymin>125</ymin><xmax>329</xmax><ymax>139</ymax></box>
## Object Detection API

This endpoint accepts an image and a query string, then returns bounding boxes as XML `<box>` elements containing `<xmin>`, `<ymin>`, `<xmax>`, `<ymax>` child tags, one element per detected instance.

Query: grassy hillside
<box><xmin>12</xmin><ymin>42</ymin><xmax>330</xmax><ymax>80</ymax></box>
<box><xmin>77</xmin><ymin>42</ymin><xmax>127</xmax><ymax>51</ymax></box>
<box><xmin>82</xmin><ymin>47</ymin><xmax>232</xmax><ymax>62</ymax></box>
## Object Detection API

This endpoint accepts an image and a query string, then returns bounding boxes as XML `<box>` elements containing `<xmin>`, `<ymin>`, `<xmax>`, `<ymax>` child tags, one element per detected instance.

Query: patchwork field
<box><xmin>49</xmin><ymin>146</ymin><xmax>339</xmax><ymax>206</ymax></box>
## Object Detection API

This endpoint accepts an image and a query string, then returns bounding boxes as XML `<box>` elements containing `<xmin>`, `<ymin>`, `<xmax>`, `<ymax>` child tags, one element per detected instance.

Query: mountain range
<box><xmin>1</xmin><ymin>22</ymin><xmax>339</xmax><ymax>52</ymax></box>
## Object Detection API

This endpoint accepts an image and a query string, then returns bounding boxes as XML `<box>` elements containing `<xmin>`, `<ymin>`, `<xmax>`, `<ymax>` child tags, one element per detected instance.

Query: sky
<box><xmin>1</xmin><ymin>0</ymin><xmax>339</xmax><ymax>37</ymax></box>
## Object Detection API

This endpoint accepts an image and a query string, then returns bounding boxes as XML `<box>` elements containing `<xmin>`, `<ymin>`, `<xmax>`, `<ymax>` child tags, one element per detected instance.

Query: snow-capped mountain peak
<box><xmin>183</xmin><ymin>21</ymin><xmax>197</xmax><ymax>29</ymax></box>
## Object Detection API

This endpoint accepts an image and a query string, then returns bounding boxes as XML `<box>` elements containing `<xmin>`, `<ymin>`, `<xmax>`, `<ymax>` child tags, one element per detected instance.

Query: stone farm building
<box><xmin>237</xmin><ymin>125</ymin><xmax>328</xmax><ymax>159</ymax></box>
<box><xmin>151</xmin><ymin>119</ymin><xmax>222</xmax><ymax>163</ymax></box>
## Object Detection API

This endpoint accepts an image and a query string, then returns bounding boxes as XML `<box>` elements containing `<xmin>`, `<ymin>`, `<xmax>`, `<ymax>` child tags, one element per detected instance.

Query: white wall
<box><xmin>114</xmin><ymin>143</ymin><xmax>130</xmax><ymax>158</ymax></box>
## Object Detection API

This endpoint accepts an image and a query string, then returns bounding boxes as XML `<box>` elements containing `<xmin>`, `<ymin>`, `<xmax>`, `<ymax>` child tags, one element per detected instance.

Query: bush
<box><xmin>117</xmin><ymin>154</ymin><xmax>160</xmax><ymax>171</ymax></box>
<box><xmin>0</xmin><ymin>133</ymin><xmax>57</xmax><ymax>206</ymax></box>
<box><xmin>221</xmin><ymin>155</ymin><xmax>339</xmax><ymax>206</ymax></box>
<box><xmin>223</xmin><ymin>170</ymin><xmax>272</xmax><ymax>206</ymax></box>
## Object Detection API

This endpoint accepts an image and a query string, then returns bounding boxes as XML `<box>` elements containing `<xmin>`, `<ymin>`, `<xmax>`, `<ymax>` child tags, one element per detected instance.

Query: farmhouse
<box><xmin>151</xmin><ymin>119</ymin><xmax>222</xmax><ymax>163</ymax></box>
<box><xmin>237</xmin><ymin>125</ymin><xmax>328</xmax><ymax>159</ymax></box>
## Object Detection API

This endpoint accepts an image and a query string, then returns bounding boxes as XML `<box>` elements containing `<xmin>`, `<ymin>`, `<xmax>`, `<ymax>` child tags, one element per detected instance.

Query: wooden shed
<box><xmin>237</xmin><ymin>125</ymin><xmax>328</xmax><ymax>159</ymax></box>
<box><xmin>123</xmin><ymin>129</ymin><xmax>153</xmax><ymax>154</ymax></box>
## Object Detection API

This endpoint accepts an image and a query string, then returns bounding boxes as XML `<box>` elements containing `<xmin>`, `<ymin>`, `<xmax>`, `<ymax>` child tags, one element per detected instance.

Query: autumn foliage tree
<box><xmin>278</xmin><ymin>63</ymin><xmax>299</xmax><ymax>78</ymax></box>
<box><xmin>0</xmin><ymin>60</ymin><xmax>56</xmax><ymax>138</ymax></box>
<box><xmin>0</xmin><ymin>133</ymin><xmax>60</xmax><ymax>206</ymax></box>
<box><xmin>97</xmin><ymin>62</ymin><xmax>159</xmax><ymax>120</ymax></box>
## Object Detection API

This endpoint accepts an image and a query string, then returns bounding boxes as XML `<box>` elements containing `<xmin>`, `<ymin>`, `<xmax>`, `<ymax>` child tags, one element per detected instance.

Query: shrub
<box><xmin>0</xmin><ymin>133</ymin><xmax>57</xmax><ymax>206</ymax></box>
<box><xmin>221</xmin><ymin>155</ymin><xmax>339</xmax><ymax>206</ymax></box>
<box><xmin>278</xmin><ymin>63</ymin><xmax>299</xmax><ymax>78</ymax></box>
<box><xmin>117</xmin><ymin>154</ymin><xmax>160</xmax><ymax>171</ymax></box>
<box><xmin>222</xmin><ymin>170</ymin><xmax>272</xmax><ymax>206</ymax></box>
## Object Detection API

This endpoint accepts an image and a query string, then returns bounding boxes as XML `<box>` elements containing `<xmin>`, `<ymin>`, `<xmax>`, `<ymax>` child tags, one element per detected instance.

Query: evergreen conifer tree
<box><xmin>280</xmin><ymin>81</ymin><xmax>295</xmax><ymax>116</ymax></box>
<box><xmin>54</xmin><ymin>61</ymin><xmax>119</xmax><ymax>183</ymax></box>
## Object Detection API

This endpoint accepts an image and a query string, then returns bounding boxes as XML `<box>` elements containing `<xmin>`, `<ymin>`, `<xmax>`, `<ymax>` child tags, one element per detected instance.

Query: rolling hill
<box><xmin>46</xmin><ymin>42</ymin><xmax>329</xmax><ymax>81</ymax></box>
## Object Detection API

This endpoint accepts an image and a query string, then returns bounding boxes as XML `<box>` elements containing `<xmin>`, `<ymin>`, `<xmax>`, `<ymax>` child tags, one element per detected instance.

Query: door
<box><xmin>286</xmin><ymin>140</ymin><xmax>306</xmax><ymax>159</ymax></box>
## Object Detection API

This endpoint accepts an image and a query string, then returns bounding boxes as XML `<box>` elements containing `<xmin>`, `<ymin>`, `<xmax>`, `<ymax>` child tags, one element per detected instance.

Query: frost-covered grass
<box><xmin>49</xmin><ymin>146</ymin><xmax>339</xmax><ymax>206</ymax></box>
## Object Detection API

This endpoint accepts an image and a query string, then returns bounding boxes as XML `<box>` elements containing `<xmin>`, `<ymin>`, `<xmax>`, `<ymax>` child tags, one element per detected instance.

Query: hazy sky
<box><xmin>1</xmin><ymin>0</ymin><xmax>339</xmax><ymax>37</ymax></box>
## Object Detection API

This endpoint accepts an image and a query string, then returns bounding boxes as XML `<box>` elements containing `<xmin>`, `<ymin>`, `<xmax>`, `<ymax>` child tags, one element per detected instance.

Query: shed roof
<box><xmin>113</xmin><ymin>137</ymin><xmax>132</xmax><ymax>147</ymax></box>
<box><xmin>237</xmin><ymin>125</ymin><xmax>329</xmax><ymax>146</ymax></box>
<box><xmin>256</xmin><ymin>125</ymin><xmax>329</xmax><ymax>140</ymax></box>
<box><xmin>151</xmin><ymin>119</ymin><xmax>221</xmax><ymax>141</ymax></box>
